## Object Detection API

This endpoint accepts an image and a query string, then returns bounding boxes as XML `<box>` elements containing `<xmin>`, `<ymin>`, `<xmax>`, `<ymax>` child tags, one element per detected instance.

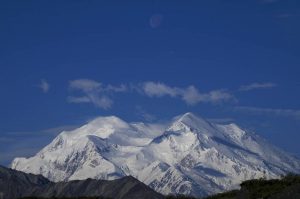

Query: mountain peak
<box><xmin>89</xmin><ymin>115</ymin><xmax>128</xmax><ymax>126</ymax></box>
<box><xmin>169</xmin><ymin>112</ymin><xmax>214</xmax><ymax>134</ymax></box>
<box><xmin>11</xmin><ymin>113</ymin><xmax>300</xmax><ymax>197</ymax></box>
<box><xmin>177</xmin><ymin>112</ymin><xmax>208</xmax><ymax>123</ymax></box>
<box><xmin>178</xmin><ymin>112</ymin><xmax>197</xmax><ymax>120</ymax></box>
<box><xmin>64</xmin><ymin>115</ymin><xmax>130</xmax><ymax>139</ymax></box>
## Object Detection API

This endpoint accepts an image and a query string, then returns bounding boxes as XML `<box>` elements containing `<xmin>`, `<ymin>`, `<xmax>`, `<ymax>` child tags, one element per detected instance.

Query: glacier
<box><xmin>11</xmin><ymin>112</ymin><xmax>300</xmax><ymax>197</ymax></box>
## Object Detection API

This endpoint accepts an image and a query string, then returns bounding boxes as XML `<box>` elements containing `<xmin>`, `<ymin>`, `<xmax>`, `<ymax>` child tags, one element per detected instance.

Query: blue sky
<box><xmin>1</xmin><ymin>0</ymin><xmax>300</xmax><ymax>166</ymax></box>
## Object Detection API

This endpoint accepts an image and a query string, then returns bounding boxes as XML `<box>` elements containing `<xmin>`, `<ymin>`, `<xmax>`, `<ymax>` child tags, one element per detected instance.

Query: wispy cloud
<box><xmin>143</xmin><ymin>82</ymin><xmax>178</xmax><ymax>97</ymax></box>
<box><xmin>239</xmin><ymin>82</ymin><xmax>276</xmax><ymax>91</ymax></box>
<box><xmin>149</xmin><ymin>14</ymin><xmax>164</xmax><ymax>29</ymax></box>
<box><xmin>67</xmin><ymin>80</ymin><xmax>234</xmax><ymax>109</ymax></box>
<box><xmin>142</xmin><ymin>82</ymin><xmax>234</xmax><ymax>105</ymax></box>
<box><xmin>135</xmin><ymin>106</ymin><xmax>156</xmax><ymax>122</ymax></box>
<box><xmin>276</xmin><ymin>13</ymin><xmax>293</xmax><ymax>19</ymax></box>
<box><xmin>38</xmin><ymin>79</ymin><xmax>50</xmax><ymax>93</ymax></box>
<box><xmin>68</xmin><ymin>79</ymin><xmax>127</xmax><ymax>109</ymax></box>
<box><xmin>261</xmin><ymin>0</ymin><xmax>280</xmax><ymax>4</ymax></box>
<box><xmin>235</xmin><ymin>106</ymin><xmax>300</xmax><ymax>120</ymax></box>
<box><xmin>207</xmin><ymin>118</ymin><xmax>235</xmax><ymax>124</ymax></box>
<box><xmin>1</xmin><ymin>125</ymin><xmax>79</xmax><ymax>137</ymax></box>
<box><xmin>69</xmin><ymin>79</ymin><xmax>101</xmax><ymax>92</ymax></box>
<box><xmin>66</xmin><ymin>80</ymin><xmax>281</xmax><ymax>109</ymax></box>
<box><xmin>106</xmin><ymin>84</ymin><xmax>127</xmax><ymax>92</ymax></box>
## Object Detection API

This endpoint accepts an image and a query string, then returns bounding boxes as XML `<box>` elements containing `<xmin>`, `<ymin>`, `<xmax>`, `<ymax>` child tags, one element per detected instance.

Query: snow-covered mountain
<box><xmin>11</xmin><ymin>113</ymin><xmax>300</xmax><ymax>197</ymax></box>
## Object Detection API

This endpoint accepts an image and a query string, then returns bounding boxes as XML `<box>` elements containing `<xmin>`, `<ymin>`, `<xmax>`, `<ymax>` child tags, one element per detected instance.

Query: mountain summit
<box><xmin>11</xmin><ymin>113</ymin><xmax>300</xmax><ymax>197</ymax></box>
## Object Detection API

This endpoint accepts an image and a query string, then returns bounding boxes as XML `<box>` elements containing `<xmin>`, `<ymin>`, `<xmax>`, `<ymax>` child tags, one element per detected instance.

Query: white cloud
<box><xmin>89</xmin><ymin>95</ymin><xmax>113</xmax><ymax>109</ymax></box>
<box><xmin>69</xmin><ymin>79</ymin><xmax>101</xmax><ymax>92</ymax></box>
<box><xmin>181</xmin><ymin>86</ymin><xmax>202</xmax><ymax>105</ymax></box>
<box><xmin>106</xmin><ymin>84</ymin><xmax>128</xmax><ymax>92</ymax></box>
<box><xmin>142</xmin><ymin>82</ymin><xmax>234</xmax><ymax>105</ymax></box>
<box><xmin>206</xmin><ymin>90</ymin><xmax>234</xmax><ymax>103</ymax></box>
<box><xmin>68</xmin><ymin>79</ymin><xmax>126</xmax><ymax>109</ymax></box>
<box><xmin>143</xmin><ymin>82</ymin><xmax>178</xmax><ymax>97</ymax></box>
<box><xmin>68</xmin><ymin>80</ymin><xmax>235</xmax><ymax>108</ymax></box>
<box><xmin>182</xmin><ymin>87</ymin><xmax>234</xmax><ymax>105</ymax></box>
<box><xmin>38</xmin><ymin>79</ymin><xmax>50</xmax><ymax>93</ymax></box>
<box><xmin>239</xmin><ymin>82</ymin><xmax>276</xmax><ymax>91</ymax></box>
<box><xmin>235</xmin><ymin>106</ymin><xmax>300</xmax><ymax>120</ymax></box>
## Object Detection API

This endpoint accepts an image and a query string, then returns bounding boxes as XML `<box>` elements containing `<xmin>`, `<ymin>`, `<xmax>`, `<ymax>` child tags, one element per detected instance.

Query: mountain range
<box><xmin>11</xmin><ymin>113</ymin><xmax>300</xmax><ymax>197</ymax></box>
<box><xmin>0</xmin><ymin>165</ymin><xmax>163</xmax><ymax>199</ymax></box>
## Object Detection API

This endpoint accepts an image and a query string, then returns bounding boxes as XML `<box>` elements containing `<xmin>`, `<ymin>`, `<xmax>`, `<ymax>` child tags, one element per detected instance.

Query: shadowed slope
<box><xmin>0</xmin><ymin>165</ymin><xmax>163</xmax><ymax>199</ymax></box>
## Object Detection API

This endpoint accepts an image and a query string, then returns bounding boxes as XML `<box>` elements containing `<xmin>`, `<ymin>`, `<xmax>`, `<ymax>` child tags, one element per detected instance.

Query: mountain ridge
<box><xmin>11</xmin><ymin>112</ymin><xmax>300</xmax><ymax>197</ymax></box>
<box><xmin>0</xmin><ymin>165</ymin><xmax>163</xmax><ymax>199</ymax></box>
